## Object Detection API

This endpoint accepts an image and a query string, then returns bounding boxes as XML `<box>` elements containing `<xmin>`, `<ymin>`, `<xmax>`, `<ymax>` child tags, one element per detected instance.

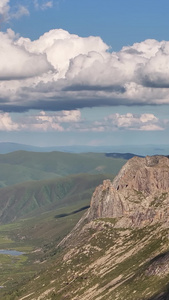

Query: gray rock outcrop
<box><xmin>87</xmin><ymin>155</ymin><xmax>169</xmax><ymax>227</ymax></box>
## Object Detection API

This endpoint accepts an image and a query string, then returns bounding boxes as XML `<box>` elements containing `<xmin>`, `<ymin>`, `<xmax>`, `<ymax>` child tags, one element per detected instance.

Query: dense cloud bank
<box><xmin>0</xmin><ymin>28</ymin><xmax>169</xmax><ymax>111</ymax></box>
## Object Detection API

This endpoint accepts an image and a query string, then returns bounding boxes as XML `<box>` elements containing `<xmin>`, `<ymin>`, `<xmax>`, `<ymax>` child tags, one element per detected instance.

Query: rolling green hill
<box><xmin>0</xmin><ymin>173</ymin><xmax>115</xmax><ymax>224</ymax></box>
<box><xmin>0</xmin><ymin>151</ymin><xmax>126</xmax><ymax>187</ymax></box>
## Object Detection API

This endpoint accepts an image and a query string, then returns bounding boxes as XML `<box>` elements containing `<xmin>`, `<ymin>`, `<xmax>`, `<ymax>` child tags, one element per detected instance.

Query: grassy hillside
<box><xmin>0</xmin><ymin>151</ymin><xmax>126</xmax><ymax>187</ymax></box>
<box><xmin>0</xmin><ymin>173</ymin><xmax>114</xmax><ymax>224</ymax></box>
<box><xmin>3</xmin><ymin>220</ymin><xmax>169</xmax><ymax>300</ymax></box>
<box><xmin>0</xmin><ymin>163</ymin><xmax>59</xmax><ymax>187</ymax></box>
<box><xmin>0</xmin><ymin>203</ymin><xmax>90</xmax><ymax>298</ymax></box>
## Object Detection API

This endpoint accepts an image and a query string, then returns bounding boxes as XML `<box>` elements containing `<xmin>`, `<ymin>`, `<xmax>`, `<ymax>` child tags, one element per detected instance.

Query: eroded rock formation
<box><xmin>87</xmin><ymin>155</ymin><xmax>169</xmax><ymax>227</ymax></box>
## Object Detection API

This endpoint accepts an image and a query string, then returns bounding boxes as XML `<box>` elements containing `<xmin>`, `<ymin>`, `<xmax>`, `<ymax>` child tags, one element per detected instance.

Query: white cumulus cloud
<box><xmin>105</xmin><ymin>113</ymin><xmax>163</xmax><ymax>131</ymax></box>
<box><xmin>17</xmin><ymin>29</ymin><xmax>108</xmax><ymax>78</ymax></box>
<box><xmin>37</xmin><ymin>110</ymin><xmax>81</xmax><ymax>124</ymax></box>
<box><xmin>0</xmin><ymin>111</ymin><xmax>19</xmax><ymax>131</ymax></box>
<box><xmin>0</xmin><ymin>29</ymin><xmax>53</xmax><ymax>80</ymax></box>
<box><xmin>1</xmin><ymin>29</ymin><xmax>169</xmax><ymax>111</ymax></box>
<box><xmin>0</xmin><ymin>110</ymin><xmax>167</xmax><ymax>133</ymax></box>
<box><xmin>10</xmin><ymin>110</ymin><xmax>82</xmax><ymax>132</ymax></box>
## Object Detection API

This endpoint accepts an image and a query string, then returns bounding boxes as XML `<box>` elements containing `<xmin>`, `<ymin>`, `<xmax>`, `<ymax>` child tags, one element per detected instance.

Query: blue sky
<box><xmin>0</xmin><ymin>0</ymin><xmax>169</xmax><ymax>152</ymax></box>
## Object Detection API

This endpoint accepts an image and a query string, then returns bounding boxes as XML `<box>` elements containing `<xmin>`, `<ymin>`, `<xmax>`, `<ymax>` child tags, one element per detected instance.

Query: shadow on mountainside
<box><xmin>146</xmin><ymin>251</ymin><xmax>169</xmax><ymax>275</ymax></box>
<box><xmin>54</xmin><ymin>205</ymin><xmax>90</xmax><ymax>218</ymax></box>
<box><xmin>144</xmin><ymin>252</ymin><xmax>169</xmax><ymax>300</ymax></box>
<box><xmin>147</xmin><ymin>287</ymin><xmax>169</xmax><ymax>300</ymax></box>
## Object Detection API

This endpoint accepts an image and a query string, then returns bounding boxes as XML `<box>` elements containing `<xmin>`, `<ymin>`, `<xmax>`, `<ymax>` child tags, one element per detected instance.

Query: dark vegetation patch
<box><xmin>105</xmin><ymin>152</ymin><xmax>144</xmax><ymax>159</ymax></box>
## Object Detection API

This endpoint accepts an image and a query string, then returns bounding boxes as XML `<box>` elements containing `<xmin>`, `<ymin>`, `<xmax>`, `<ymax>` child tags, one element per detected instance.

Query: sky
<box><xmin>0</xmin><ymin>0</ymin><xmax>169</xmax><ymax>151</ymax></box>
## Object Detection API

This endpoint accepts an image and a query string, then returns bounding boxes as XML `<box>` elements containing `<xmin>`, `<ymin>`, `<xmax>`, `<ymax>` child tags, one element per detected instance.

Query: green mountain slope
<box><xmin>2</xmin><ymin>155</ymin><xmax>169</xmax><ymax>300</ymax></box>
<box><xmin>0</xmin><ymin>163</ymin><xmax>58</xmax><ymax>187</ymax></box>
<box><xmin>3</xmin><ymin>219</ymin><xmax>169</xmax><ymax>300</ymax></box>
<box><xmin>0</xmin><ymin>203</ymin><xmax>90</xmax><ymax>299</ymax></box>
<box><xmin>0</xmin><ymin>151</ymin><xmax>126</xmax><ymax>187</ymax></box>
<box><xmin>0</xmin><ymin>173</ymin><xmax>114</xmax><ymax>224</ymax></box>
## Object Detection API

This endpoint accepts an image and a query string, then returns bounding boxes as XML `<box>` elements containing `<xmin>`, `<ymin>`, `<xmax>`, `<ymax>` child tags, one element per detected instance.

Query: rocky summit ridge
<box><xmin>86</xmin><ymin>155</ymin><xmax>169</xmax><ymax>227</ymax></box>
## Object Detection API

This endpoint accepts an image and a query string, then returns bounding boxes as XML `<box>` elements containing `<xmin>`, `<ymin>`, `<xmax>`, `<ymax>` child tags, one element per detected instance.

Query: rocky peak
<box><xmin>112</xmin><ymin>155</ymin><xmax>169</xmax><ymax>193</ymax></box>
<box><xmin>87</xmin><ymin>155</ymin><xmax>169</xmax><ymax>227</ymax></box>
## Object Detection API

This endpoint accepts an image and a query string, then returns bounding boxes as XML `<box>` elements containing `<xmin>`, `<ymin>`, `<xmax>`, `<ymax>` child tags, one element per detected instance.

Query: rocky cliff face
<box><xmin>87</xmin><ymin>155</ymin><xmax>169</xmax><ymax>227</ymax></box>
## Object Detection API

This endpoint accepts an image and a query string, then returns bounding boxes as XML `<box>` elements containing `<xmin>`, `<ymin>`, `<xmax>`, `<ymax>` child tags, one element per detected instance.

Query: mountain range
<box><xmin>0</xmin><ymin>142</ymin><xmax>168</xmax><ymax>156</ymax></box>
<box><xmin>2</xmin><ymin>155</ymin><xmax>169</xmax><ymax>300</ymax></box>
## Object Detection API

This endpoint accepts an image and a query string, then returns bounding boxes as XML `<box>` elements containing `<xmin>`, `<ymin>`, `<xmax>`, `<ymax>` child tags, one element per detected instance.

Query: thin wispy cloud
<box><xmin>0</xmin><ymin>0</ymin><xmax>53</xmax><ymax>24</ymax></box>
<box><xmin>0</xmin><ymin>0</ymin><xmax>30</xmax><ymax>22</ymax></box>
<box><xmin>11</xmin><ymin>5</ymin><xmax>29</xmax><ymax>19</ymax></box>
<box><xmin>33</xmin><ymin>0</ymin><xmax>53</xmax><ymax>10</ymax></box>
<box><xmin>0</xmin><ymin>0</ymin><xmax>10</xmax><ymax>22</ymax></box>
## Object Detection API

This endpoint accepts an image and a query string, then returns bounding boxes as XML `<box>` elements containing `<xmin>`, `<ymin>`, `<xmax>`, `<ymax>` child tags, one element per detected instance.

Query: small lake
<box><xmin>0</xmin><ymin>249</ymin><xmax>24</xmax><ymax>256</ymax></box>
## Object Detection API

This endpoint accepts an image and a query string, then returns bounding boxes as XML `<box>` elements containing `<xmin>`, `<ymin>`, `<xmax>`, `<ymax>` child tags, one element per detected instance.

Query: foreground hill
<box><xmin>5</xmin><ymin>155</ymin><xmax>169</xmax><ymax>300</ymax></box>
<box><xmin>0</xmin><ymin>151</ymin><xmax>126</xmax><ymax>187</ymax></box>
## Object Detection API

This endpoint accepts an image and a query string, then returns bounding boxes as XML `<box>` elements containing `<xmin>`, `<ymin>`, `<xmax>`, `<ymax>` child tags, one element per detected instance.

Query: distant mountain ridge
<box><xmin>0</xmin><ymin>142</ymin><xmax>168</xmax><ymax>155</ymax></box>
<box><xmin>0</xmin><ymin>142</ymin><xmax>42</xmax><ymax>154</ymax></box>
<box><xmin>0</xmin><ymin>151</ymin><xmax>126</xmax><ymax>187</ymax></box>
